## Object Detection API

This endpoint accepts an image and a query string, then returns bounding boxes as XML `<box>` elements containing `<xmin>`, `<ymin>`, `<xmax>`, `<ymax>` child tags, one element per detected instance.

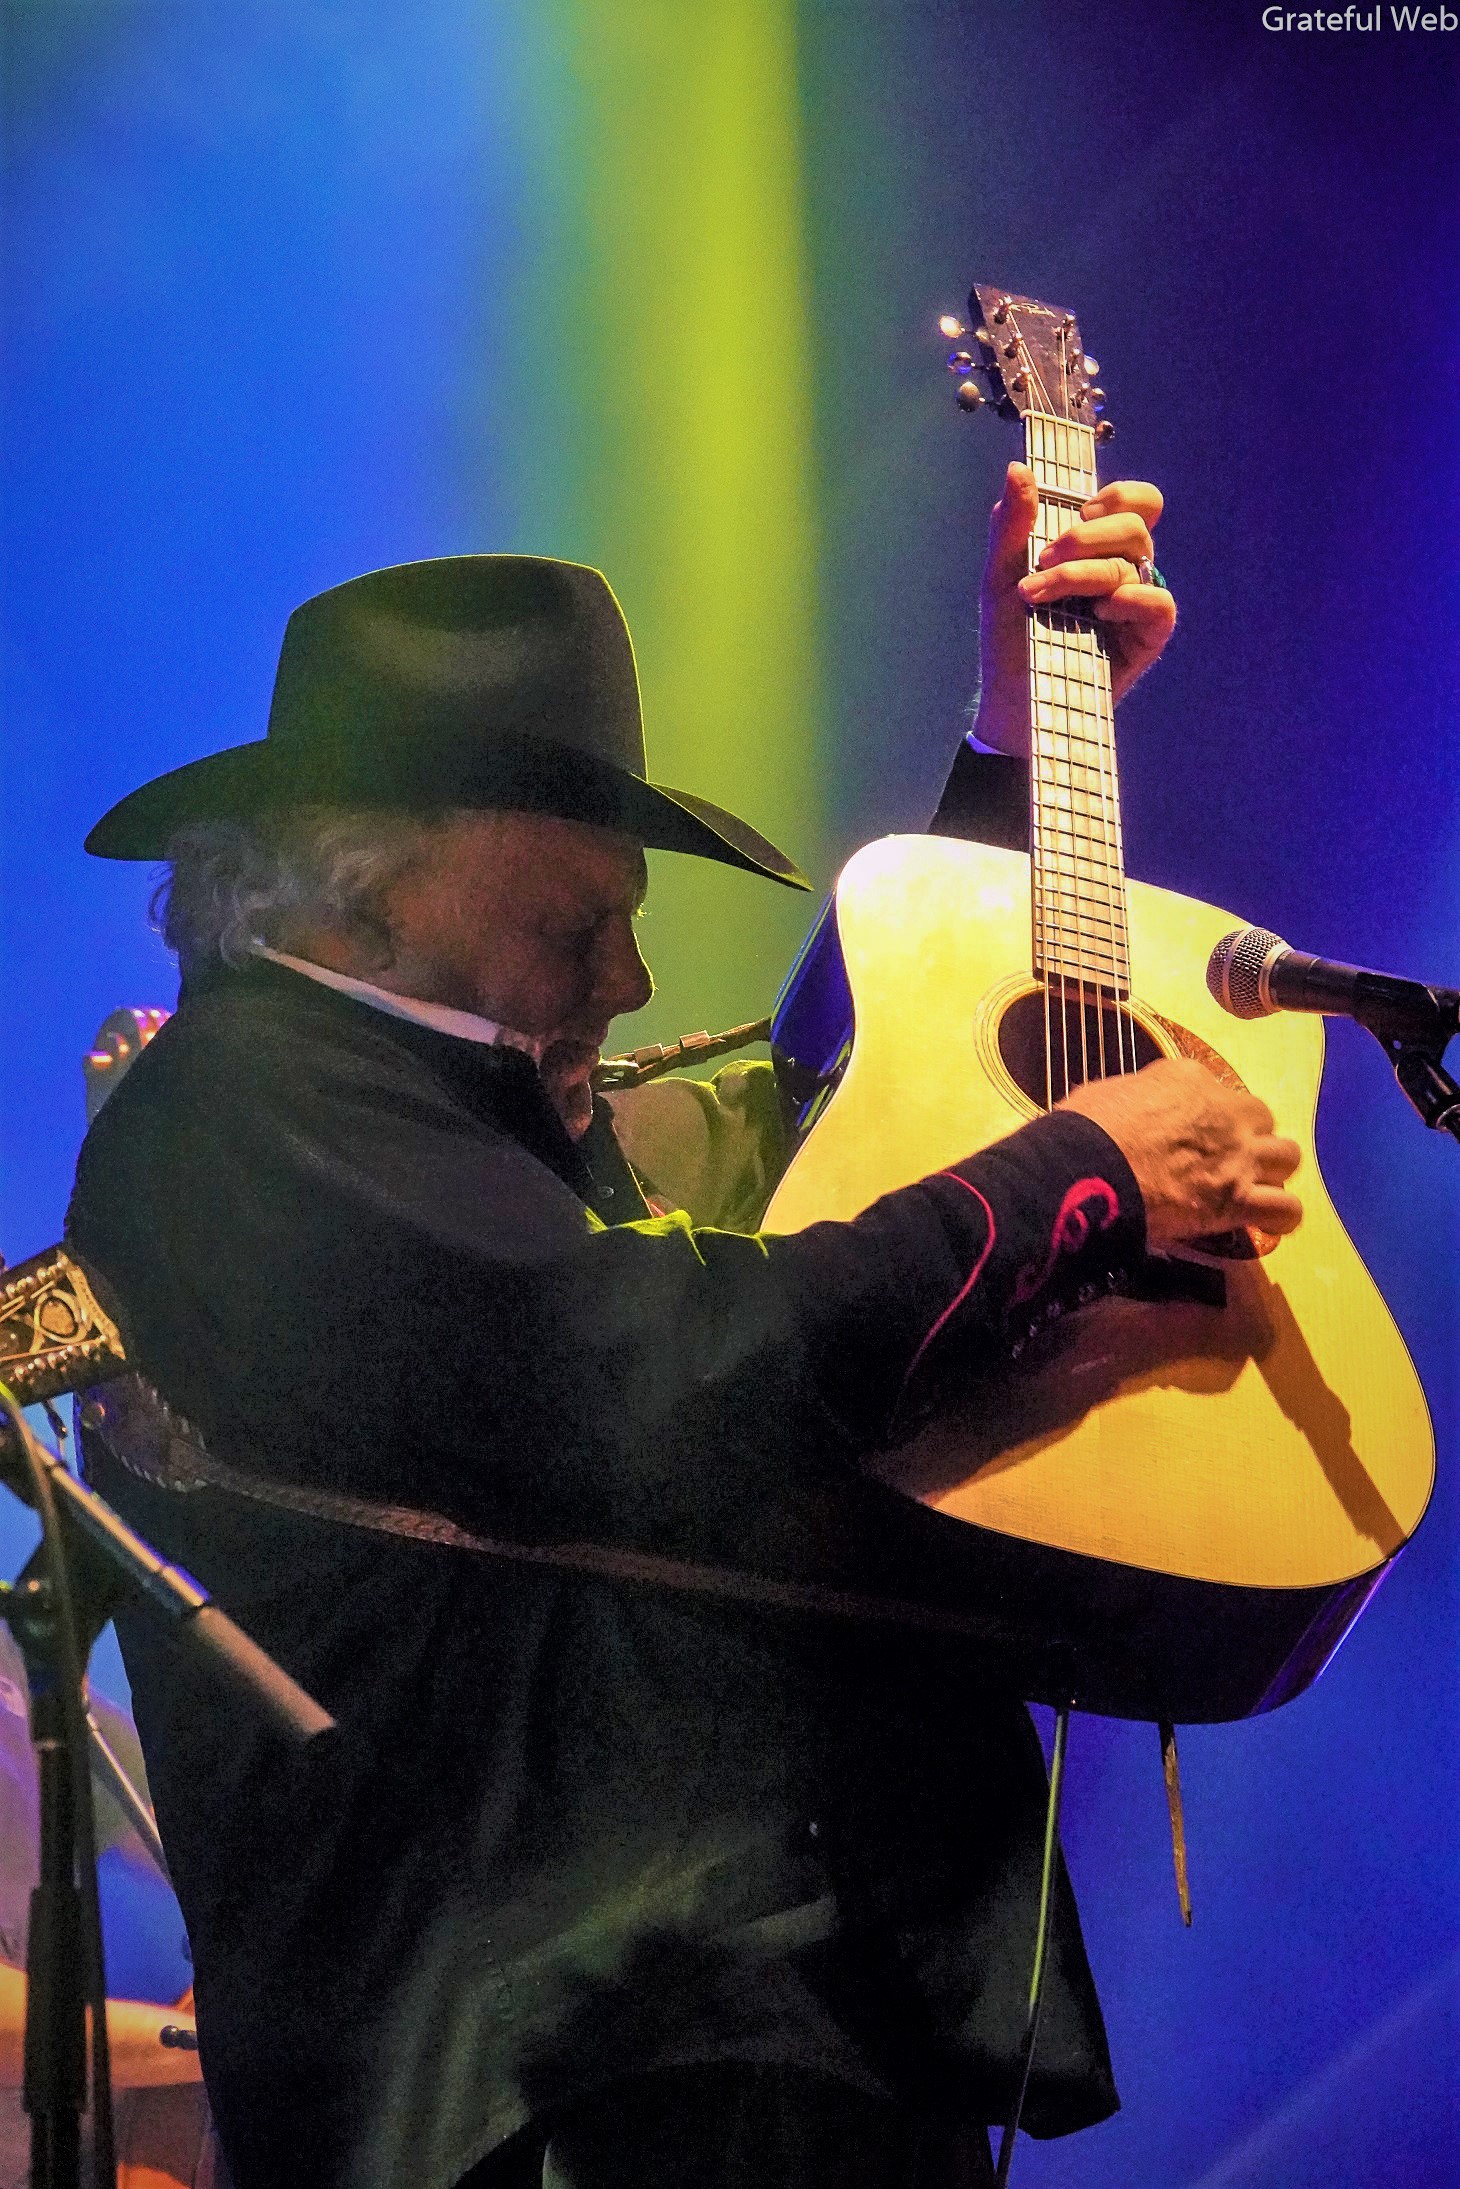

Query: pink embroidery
<box><xmin>898</xmin><ymin>1171</ymin><xmax>998</xmax><ymax>1396</ymax></box>
<box><xmin>1011</xmin><ymin>1177</ymin><xmax>1121</xmax><ymax>1305</ymax></box>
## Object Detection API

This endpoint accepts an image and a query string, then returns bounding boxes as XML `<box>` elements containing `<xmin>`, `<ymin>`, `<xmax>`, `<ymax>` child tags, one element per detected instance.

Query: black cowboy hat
<box><xmin>85</xmin><ymin>555</ymin><xmax>810</xmax><ymax>889</ymax></box>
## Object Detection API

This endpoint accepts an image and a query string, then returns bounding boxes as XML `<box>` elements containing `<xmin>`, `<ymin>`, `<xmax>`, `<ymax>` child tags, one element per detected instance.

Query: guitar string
<box><xmin>1081</xmin><ymin>380</ymin><xmax>1129</xmax><ymax>1081</ymax></box>
<box><xmin>1009</xmin><ymin>323</ymin><xmax>1047</xmax><ymax>1098</ymax></box>
<box><xmin>1082</xmin><ymin>478</ymin><xmax>1135</xmax><ymax>1074</ymax></box>
<box><xmin>1056</xmin><ymin>359</ymin><xmax>1131</xmax><ymax>1079</ymax></box>
<box><xmin>1028</xmin><ymin>330</ymin><xmax>1109</xmax><ymax>1098</ymax></box>
<box><xmin>1008</xmin><ymin>316</ymin><xmax>1136</xmax><ymax>1099</ymax></box>
<box><xmin>1061</xmin><ymin>380</ymin><xmax>1128</xmax><ymax>1083</ymax></box>
<box><xmin>1032</xmin><ymin>355</ymin><xmax>1088</xmax><ymax>1098</ymax></box>
<box><xmin>1043</xmin><ymin>386</ymin><xmax>1081</xmax><ymax>1099</ymax></box>
<box><xmin>1009</xmin><ymin>314</ymin><xmax>1079</xmax><ymax>1106</ymax></box>
<box><xmin>1104</xmin><ymin>612</ymin><xmax>1136</xmax><ymax>1074</ymax></box>
<box><xmin>1056</xmin><ymin>341</ymin><xmax>1096</xmax><ymax>1098</ymax></box>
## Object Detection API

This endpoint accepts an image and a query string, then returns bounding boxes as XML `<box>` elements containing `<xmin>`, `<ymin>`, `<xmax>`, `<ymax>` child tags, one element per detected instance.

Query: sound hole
<box><xmin>997</xmin><ymin>985</ymin><xmax>1162</xmax><ymax>1109</ymax></box>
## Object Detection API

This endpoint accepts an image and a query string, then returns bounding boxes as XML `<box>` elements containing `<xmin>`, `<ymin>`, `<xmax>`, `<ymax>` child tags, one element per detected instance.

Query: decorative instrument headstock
<box><xmin>0</xmin><ymin>1007</ymin><xmax>170</xmax><ymax>1411</ymax></box>
<box><xmin>84</xmin><ymin>1006</ymin><xmax>170</xmax><ymax>1123</ymax></box>
<box><xmin>939</xmin><ymin>285</ymin><xmax>1110</xmax><ymax>439</ymax></box>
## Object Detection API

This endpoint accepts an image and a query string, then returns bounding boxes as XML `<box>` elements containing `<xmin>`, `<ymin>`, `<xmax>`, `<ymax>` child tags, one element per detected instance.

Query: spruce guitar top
<box><xmin>764</xmin><ymin>286</ymin><xmax>1434</xmax><ymax>1723</ymax></box>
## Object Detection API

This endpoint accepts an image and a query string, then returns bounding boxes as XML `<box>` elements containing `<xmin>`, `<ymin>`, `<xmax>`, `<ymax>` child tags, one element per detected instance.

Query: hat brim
<box><xmin>84</xmin><ymin>733</ymin><xmax>811</xmax><ymax>891</ymax></box>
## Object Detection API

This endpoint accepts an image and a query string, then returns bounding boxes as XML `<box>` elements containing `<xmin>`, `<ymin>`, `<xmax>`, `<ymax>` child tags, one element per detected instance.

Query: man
<box><xmin>66</xmin><ymin>468</ymin><xmax>1301</xmax><ymax>2189</ymax></box>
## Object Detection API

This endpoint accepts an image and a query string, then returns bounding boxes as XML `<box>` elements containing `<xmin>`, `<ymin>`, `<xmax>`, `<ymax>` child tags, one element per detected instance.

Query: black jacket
<box><xmin>68</xmin><ymin>933</ymin><xmax>1144</xmax><ymax>2189</ymax></box>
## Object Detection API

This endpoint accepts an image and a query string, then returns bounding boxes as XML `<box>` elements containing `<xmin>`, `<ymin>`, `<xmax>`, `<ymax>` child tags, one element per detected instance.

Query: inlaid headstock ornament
<box><xmin>0</xmin><ymin>1247</ymin><xmax>126</xmax><ymax>1407</ymax></box>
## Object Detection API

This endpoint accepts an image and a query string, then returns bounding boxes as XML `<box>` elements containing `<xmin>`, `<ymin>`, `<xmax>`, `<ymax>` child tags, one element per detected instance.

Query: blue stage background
<box><xmin>3</xmin><ymin>4</ymin><xmax>1456</xmax><ymax>2179</ymax></box>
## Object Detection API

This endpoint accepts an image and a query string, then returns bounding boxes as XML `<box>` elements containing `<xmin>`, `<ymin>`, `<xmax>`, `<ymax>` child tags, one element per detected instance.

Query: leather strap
<box><xmin>80</xmin><ymin>1374</ymin><xmax>1007</xmax><ymax>1645</ymax></box>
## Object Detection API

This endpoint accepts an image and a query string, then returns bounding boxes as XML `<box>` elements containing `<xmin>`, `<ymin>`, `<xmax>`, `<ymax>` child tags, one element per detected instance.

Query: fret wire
<box><xmin>1033</xmin><ymin>914</ymin><xmax>1126</xmax><ymax>943</ymax></box>
<box><xmin>1034</xmin><ymin>798</ymin><xmax>1123</xmax><ymax>824</ymax></box>
<box><xmin>1032</xmin><ymin>873</ymin><xmax>1127</xmax><ymax>899</ymax></box>
<box><xmin>1034</xmin><ymin>906</ymin><xmax>1124</xmax><ymax>927</ymax></box>
<box><xmin>1033</xmin><ymin>911</ymin><xmax>1126</xmax><ymax>933</ymax></box>
<box><xmin>1034</xmin><ymin>968</ymin><xmax>1132</xmax><ymax>1002</ymax></box>
<box><xmin>1033</xmin><ymin>916</ymin><xmax>1126</xmax><ymax>941</ymax></box>
<box><xmin>1031</xmin><ymin>846</ymin><xmax>1124</xmax><ymax>873</ymax></box>
<box><xmin>1035</xmin><ymin>935</ymin><xmax>1126</xmax><ymax>954</ymax></box>
<box><xmin>1032</xmin><ymin>823</ymin><xmax>1126</xmax><ymax>861</ymax></box>
<box><xmin>1032</xmin><ymin>874</ymin><xmax>1124</xmax><ymax>900</ymax></box>
<box><xmin>1033</xmin><ymin>906</ymin><xmax>1126</xmax><ymax>929</ymax></box>
<box><xmin>1031</xmin><ymin>867</ymin><xmax>1126</xmax><ymax>895</ymax></box>
<box><xmin>1032</xmin><ymin>896</ymin><xmax>1126</xmax><ymax>923</ymax></box>
<box><xmin>1034</xmin><ymin>928</ymin><xmax>1127</xmax><ymax>955</ymax></box>
<box><xmin>1032</xmin><ymin>725</ymin><xmax>1115</xmax><ymax>751</ymax></box>
<box><xmin>1033</xmin><ymin>791</ymin><xmax>1121</xmax><ymax>817</ymax></box>
<box><xmin>1034</xmin><ymin>831</ymin><xmax>1121</xmax><ymax>854</ymax></box>
<box><xmin>1035</xmin><ymin>804</ymin><xmax>1121</xmax><ymax>828</ymax></box>
<box><xmin>1033</xmin><ymin>654</ymin><xmax>1108</xmax><ymax>679</ymax></box>
<box><xmin>1037</xmin><ymin>941</ymin><xmax>1127</xmax><ymax>965</ymax></box>
<box><xmin>1035</xmin><ymin>931</ymin><xmax>1127</xmax><ymax>961</ymax></box>
<box><xmin>1034</xmin><ymin>902</ymin><xmax>1125</xmax><ymax>918</ymax></box>
<box><xmin>1034</xmin><ymin>650</ymin><xmax>1106</xmax><ymax>676</ymax></box>
<box><xmin>1034</xmin><ymin>939</ymin><xmax>1126</xmax><ymax>962</ymax></box>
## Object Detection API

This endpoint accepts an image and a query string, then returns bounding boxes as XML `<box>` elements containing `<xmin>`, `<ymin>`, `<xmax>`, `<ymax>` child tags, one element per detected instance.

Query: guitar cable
<box><xmin>993</xmin><ymin>1703</ymin><xmax>1072</xmax><ymax>2187</ymax></box>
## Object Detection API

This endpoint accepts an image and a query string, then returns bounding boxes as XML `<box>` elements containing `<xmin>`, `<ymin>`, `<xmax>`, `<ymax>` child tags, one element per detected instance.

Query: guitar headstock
<box><xmin>940</xmin><ymin>285</ymin><xmax>1110</xmax><ymax>438</ymax></box>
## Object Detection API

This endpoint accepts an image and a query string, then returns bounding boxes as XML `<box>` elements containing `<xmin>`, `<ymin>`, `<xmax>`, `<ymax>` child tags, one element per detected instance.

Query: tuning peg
<box><xmin>1087</xmin><ymin>386</ymin><xmax>1107</xmax><ymax>413</ymax></box>
<box><xmin>974</xmin><ymin>327</ymin><xmax>996</xmax><ymax>356</ymax></box>
<box><xmin>938</xmin><ymin>313</ymin><xmax>966</xmax><ymax>339</ymax></box>
<box><xmin>1081</xmin><ymin>354</ymin><xmax>1100</xmax><ymax>378</ymax></box>
<box><xmin>1094</xmin><ymin>418</ymin><xmax>1115</xmax><ymax>442</ymax></box>
<box><xmin>991</xmin><ymin>297</ymin><xmax>1011</xmax><ymax>324</ymax></box>
<box><xmin>955</xmin><ymin>380</ymin><xmax>986</xmax><ymax>411</ymax></box>
<box><xmin>946</xmin><ymin>350</ymin><xmax>975</xmax><ymax>375</ymax></box>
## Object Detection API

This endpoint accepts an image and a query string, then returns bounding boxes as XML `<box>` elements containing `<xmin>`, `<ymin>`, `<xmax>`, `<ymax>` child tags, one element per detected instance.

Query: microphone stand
<box><xmin>1344</xmin><ymin>969</ymin><xmax>1460</xmax><ymax>1144</ymax></box>
<box><xmin>1378</xmin><ymin>1036</ymin><xmax>1460</xmax><ymax>1144</ymax></box>
<box><xmin>0</xmin><ymin>1386</ymin><xmax>335</xmax><ymax>2189</ymax></box>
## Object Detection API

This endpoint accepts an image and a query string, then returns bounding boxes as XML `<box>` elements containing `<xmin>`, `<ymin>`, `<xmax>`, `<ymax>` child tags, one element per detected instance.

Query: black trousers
<box><xmin>468</xmin><ymin>2066</ymin><xmax>997</xmax><ymax>2189</ymax></box>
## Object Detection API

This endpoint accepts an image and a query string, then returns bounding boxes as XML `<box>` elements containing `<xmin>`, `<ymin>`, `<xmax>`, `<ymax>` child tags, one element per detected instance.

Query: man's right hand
<box><xmin>1059</xmin><ymin>1058</ymin><xmax>1303</xmax><ymax>1251</ymax></box>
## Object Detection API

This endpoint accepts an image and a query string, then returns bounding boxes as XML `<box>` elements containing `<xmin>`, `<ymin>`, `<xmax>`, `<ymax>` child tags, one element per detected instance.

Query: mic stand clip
<box><xmin>1373</xmin><ymin>1033</ymin><xmax>1460</xmax><ymax>1145</ymax></box>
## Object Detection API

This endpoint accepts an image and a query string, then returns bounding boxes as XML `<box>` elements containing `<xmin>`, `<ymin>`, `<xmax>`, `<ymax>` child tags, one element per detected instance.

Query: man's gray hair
<box><xmin>153</xmin><ymin>807</ymin><xmax>442</xmax><ymax>972</ymax></box>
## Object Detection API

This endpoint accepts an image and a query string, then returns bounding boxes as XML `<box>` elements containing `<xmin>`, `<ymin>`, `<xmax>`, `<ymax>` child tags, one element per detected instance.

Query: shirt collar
<box><xmin>252</xmin><ymin>946</ymin><xmax>548</xmax><ymax>1062</ymax></box>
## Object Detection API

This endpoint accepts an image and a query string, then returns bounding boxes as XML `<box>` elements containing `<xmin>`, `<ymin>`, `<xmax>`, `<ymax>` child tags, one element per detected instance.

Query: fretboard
<box><xmin>1025</xmin><ymin>410</ymin><xmax>1132</xmax><ymax>999</ymax></box>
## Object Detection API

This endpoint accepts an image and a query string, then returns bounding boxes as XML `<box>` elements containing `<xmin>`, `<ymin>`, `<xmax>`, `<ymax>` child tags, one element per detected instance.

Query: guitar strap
<box><xmin>77</xmin><ymin>1373</ymin><xmax>1020</xmax><ymax>1648</ymax></box>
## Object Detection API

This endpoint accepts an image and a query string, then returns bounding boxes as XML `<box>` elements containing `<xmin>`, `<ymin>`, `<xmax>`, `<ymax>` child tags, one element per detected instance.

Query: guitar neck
<box><xmin>1023</xmin><ymin>409</ymin><xmax>1132</xmax><ymax>999</ymax></box>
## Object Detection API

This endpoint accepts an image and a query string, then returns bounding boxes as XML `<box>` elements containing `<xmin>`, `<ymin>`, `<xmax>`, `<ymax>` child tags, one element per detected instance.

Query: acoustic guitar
<box><xmin>763</xmin><ymin>285</ymin><xmax>1434</xmax><ymax>1723</ymax></box>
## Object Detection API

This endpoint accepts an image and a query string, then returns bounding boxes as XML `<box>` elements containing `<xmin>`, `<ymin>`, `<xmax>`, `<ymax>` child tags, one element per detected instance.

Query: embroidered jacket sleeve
<box><xmin>67</xmin><ymin>967</ymin><xmax>1144</xmax><ymax>1581</ymax></box>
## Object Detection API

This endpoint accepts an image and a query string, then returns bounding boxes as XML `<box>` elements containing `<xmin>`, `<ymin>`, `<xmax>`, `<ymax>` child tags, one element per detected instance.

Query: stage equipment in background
<box><xmin>594</xmin><ymin>1016</ymin><xmax>772</xmax><ymax>1089</ymax></box>
<box><xmin>84</xmin><ymin>1011</ymin><xmax>170</xmax><ymax>1126</ymax></box>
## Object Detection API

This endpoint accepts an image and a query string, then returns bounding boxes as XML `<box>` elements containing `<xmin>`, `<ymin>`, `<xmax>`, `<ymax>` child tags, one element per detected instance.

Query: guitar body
<box><xmin>764</xmin><ymin>835</ymin><xmax>1435</xmax><ymax>1721</ymax></box>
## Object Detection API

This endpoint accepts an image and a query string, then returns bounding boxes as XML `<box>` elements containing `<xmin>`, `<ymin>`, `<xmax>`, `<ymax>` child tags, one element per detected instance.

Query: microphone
<box><xmin>1206</xmin><ymin>927</ymin><xmax>1460</xmax><ymax>1048</ymax></box>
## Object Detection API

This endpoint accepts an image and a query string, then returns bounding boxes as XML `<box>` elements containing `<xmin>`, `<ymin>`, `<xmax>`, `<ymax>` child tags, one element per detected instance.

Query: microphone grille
<box><xmin>1207</xmin><ymin>926</ymin><xmax>1286</xmax><ymax>1018</ymax></box>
